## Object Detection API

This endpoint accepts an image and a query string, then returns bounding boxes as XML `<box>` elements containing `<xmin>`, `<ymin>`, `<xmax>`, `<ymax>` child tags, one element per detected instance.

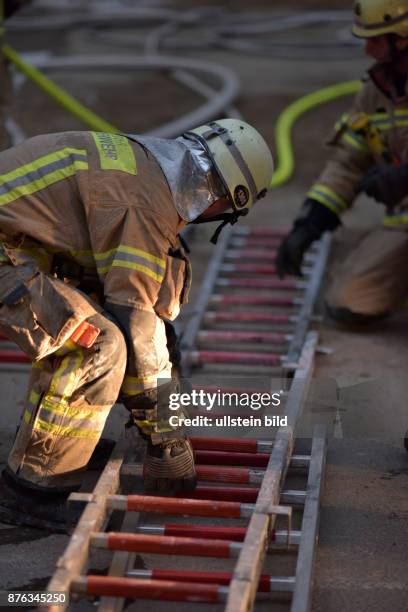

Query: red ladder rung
<box><xmin>190</xmin><ymin>436</ymin><xmax>271</xmax><ymax>453</ymax></box>
<box><xmin>217</xmin><ymin>277</ymin><xmax>305</xmax><ymax>290</ymax></box>
<box><xmin>197</xmin><ymin>330</ymin><xmax>290</xmax><ymax>344</ymax></box>
<box><xmin>0</xmin><ymin>350</ymin><xmax>29</xmax><ymax>363</ymax></box>
<box><xmin>225</xmin><ymin>249</ymin><xmax>278</xmax><ymax>260</ymax></box>
<box><xmin>188</xmin><ymin>350</ymin><xmax>283</xmax><ymax>366</ymax></box>
<box><xmin>73</xmin><ymin>576</ymin><xmax>223</xmax><ymax>603</ymax></box>
<box><xmin>180</xmin><ymin>486</ymin><xmax>305</xmax><ymax>505</ymax></box>
<box><xmin>210</xmin><ymin>294</ymin><xmax>300</xmax><ymax>307</ymax></box>
<box><xmin>182</xmin><ymin>485</ymin><xmax>259</xmax><ymax>504</ymax></box>
<box><xmin>92</xmin><ymin>532</ymin><xmax>239</xmax><ymax>558</ymax></box>
<box><xmin>221</xmin><ymin>263</ymin><xmax>279</xmax><ymax>275</ymax></box>
<box><xmin>109</xmin><ymin>494</ymin><xmax>252</xmax><ymax>518</ymax></box>
<box><xmin>138</xmin><ymin>523</ymin><xmax>248</xmax><ymax>541</ymax></box>
<box><xmin>135</xmin><ymin>524</ymin><xmax>296</xmax><ymax>546</ymax></box>
<box><xmin>127</xmin><ymin>569</ymin><xmax>273</xmax><ymax>592</ymax></box>
<box><xmin>204</xmin><ymin>312</ymin><xmax>294</xmax><ymax>324</ymax></box>
<box><xmin>196</xmin><ymin>465</ymin><xmax>258</xmax><ymax>484</ymax></box>
<box><xmin>195</xmin><ymin>449</ymin><xmax>269</xmax><ymax>467</ymax></box>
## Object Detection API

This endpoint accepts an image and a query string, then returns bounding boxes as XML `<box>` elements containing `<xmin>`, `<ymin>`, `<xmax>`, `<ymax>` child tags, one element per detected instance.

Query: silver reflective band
<box><xmin>131</xmin><ymin>134</ymin><xmax>225</xmax><ymax>222</ymax></box>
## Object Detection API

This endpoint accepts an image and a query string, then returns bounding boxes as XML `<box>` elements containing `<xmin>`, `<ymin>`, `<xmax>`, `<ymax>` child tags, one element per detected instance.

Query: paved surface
<box><xmin>0</xmin><ymin>1</ymin><xmax>408</xmax><ymax>610</ymax></box>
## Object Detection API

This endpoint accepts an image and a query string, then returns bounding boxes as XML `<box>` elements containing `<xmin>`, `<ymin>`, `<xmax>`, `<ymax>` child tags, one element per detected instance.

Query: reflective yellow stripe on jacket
<box><xmin>382</xmin><ymin>212</ymin><xmax>408</xmax><ymax>227</ymax></box>
<box><xmin>335</xmin><ymin>114</ymin><xmax>369</xmax><ymax>153</ymax></box>
<box><xmin>308</xmin><ymin>184</ymin><xmax>349</xmax><ymax>217</ymax></box>
<box><xmin>122</xmin><ymin>372</ymin><xmax>172</xmax><ymax>396</ymax></box>
<box><xmin>95</xmin><ymin>245</ymin><xmax>166</xmax><ymax>283</ymax></box>
<box><xmin>0</xmin><ymin>148</ymin><xmax>88</xmax><ymax>206</ymax></box>
<box><xmin>340</xmin><ymin>131</ymin><xmax>369</xmax><ymax>153</ymax></box>
<box><xmin>370</xmin><ymin>109</ymin><xmax>408</xmax><ymax>130</ymax></box>
<box><xmin>334</xmin><ymin>110</ymin><xmax>408</xmax><ymax>153</ymax></box>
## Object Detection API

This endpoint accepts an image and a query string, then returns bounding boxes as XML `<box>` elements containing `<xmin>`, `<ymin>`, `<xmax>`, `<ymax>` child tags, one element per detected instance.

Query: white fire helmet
<box><xmin>185</xmin><ymin>119</ymin><xmax>274</xmax><ymax>213</ymax></box>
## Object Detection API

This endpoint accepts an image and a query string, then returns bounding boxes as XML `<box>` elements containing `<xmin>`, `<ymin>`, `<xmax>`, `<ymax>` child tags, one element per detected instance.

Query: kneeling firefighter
<box><xmin>276</xmin><ymin>0</ymin><xmax>408</xmax><ymax>324</ymax></box>
<box><xmin>0</xmin><ymin>120</ymin><xmax>274</xmax><ymax>530</ymax></box>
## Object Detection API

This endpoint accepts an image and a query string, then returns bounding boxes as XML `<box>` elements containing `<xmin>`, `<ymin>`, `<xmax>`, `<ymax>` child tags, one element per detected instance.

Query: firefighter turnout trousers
<box><xmin>326</xmin><ymin>227</ymin><xmax>408</xmax><ymax>317</ymax></box>
<box><xmin>1</xmin><ymin>254</ymin><xmax>127</xmax><ymax>490</ymax></box>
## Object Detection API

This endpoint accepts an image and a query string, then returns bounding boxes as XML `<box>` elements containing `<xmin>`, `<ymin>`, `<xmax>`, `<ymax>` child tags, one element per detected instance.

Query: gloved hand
<box><xmin>276</xmin><ymin>225</ymin><xmax>320</xmax><ymax>279</ymax></box>
<box><xmin>355</xmin><ymin>164</ymin><xmax>408</xmax><ymax>209</ymax></box>
<box><xmin>164</xmin><ymin>320</ymin><xmax>182</xmax><ymax>372</ymax></box>
<box><xmin>276</xmin><ymin>198</ymin><xmax>340</xmax><ymax>278</ymax></box>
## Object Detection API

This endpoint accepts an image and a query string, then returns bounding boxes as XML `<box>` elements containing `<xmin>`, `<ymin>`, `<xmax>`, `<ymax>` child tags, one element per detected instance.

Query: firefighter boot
<box><xmin>0</xmin><ymin>468</ymin><xmax>74</xmax><ymax>532</ymax></box>
<box><xmin>143</xmin><ymin>436</ymin><xmax>197</xmax><ymax>495</ymax></box>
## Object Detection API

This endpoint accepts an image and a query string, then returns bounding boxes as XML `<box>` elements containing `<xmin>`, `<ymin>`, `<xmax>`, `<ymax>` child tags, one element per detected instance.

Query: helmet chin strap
<box><xmin>191</xmin><ymin>209</ymin><xmax>249</xmax><ymax>244</ymax></box>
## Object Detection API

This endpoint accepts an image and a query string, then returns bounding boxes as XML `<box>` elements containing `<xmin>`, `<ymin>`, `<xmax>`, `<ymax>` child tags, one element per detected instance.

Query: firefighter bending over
<box><xmin>0</xmin><ymin>120</ymin><xmax>274</xmax><ymax>530</ymax></box>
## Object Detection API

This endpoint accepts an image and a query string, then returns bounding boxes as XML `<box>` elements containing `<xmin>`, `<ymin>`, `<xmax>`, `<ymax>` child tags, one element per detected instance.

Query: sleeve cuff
<box><xmin>294</xmin><ymin>198</ymin><xmax>341</xmax><ymax>234</ymax></box>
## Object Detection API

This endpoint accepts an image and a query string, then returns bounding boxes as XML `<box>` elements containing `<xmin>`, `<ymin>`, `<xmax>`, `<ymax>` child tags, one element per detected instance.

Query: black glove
<box><xmin>355</xmin><ymin>164</ymin><xmax>408</xmax><ymax>209</ymax></box>
<box><xmin>276</xmin><ymin>199</ymin><xmax>340</xmax><ymax>279</ymax></box>
<box><xmin>276</xmin><ymin>225</ymin><xmax>320</xmax><ymax>278</ymax></box>
<box><xmin>164</xmin><ymin>320</ymin><xmax>182</xmax><ymax>371</ymax></box>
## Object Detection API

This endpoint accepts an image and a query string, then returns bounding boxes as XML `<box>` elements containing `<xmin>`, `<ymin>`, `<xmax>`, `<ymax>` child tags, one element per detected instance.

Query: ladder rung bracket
<box><xmin>256</xmin><ymin>504</ymin><xmax>292</xmax><ymax>550</ymax></box>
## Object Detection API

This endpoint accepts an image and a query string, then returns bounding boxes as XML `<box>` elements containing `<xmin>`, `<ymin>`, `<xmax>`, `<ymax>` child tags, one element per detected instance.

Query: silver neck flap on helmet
<box><xmin>131</xmin><ymin>134</ymin><xmax>226</xmax><ymax>222</ymax></box>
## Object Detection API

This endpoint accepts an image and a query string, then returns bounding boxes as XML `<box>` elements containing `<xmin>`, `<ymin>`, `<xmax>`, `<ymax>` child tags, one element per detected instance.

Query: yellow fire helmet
<box><xmin>352</xmin><ymin>0</ymin><xmax>408</xmax><ymax>38</ymax></box>
<box><xmin>185</xmin><ymin>119</ymin><xmax>274</xmax><ymax>213</ymax></box>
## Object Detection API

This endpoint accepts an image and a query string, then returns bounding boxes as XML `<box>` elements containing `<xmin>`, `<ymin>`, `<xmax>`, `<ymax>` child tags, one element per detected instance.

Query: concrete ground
<box><xmin>1</xmin><ymin>1</ymin><xmax>408</xmax><ymax>610</ymax></box>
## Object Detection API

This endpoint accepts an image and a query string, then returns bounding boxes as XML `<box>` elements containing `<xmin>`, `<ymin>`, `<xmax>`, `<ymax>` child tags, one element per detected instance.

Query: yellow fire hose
<box><xmin>3</xmin><ymin>44</ymin><xmax>118</xmax><ymax>133</ymax></box>
<box><xmin>270</xmin><ymin>79</ymin><xmax>362</xmax><ymax>188</ymax></box>
<box><xmin>3</xmin><ymin>44</ymin><xmax>361</xmax><ymax>189</ymax></box>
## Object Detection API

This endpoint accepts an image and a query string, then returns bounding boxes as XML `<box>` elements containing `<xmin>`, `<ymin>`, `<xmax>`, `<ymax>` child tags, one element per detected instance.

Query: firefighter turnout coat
<box><xmin>307</xmin><ymin>71</ymin><xmax>408</xmax><ymax>227</ymax></box>
<box><xmin>0</xmin><ymin>131</ymin><xmax>190</xmax><ymax>488</ymax></box>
